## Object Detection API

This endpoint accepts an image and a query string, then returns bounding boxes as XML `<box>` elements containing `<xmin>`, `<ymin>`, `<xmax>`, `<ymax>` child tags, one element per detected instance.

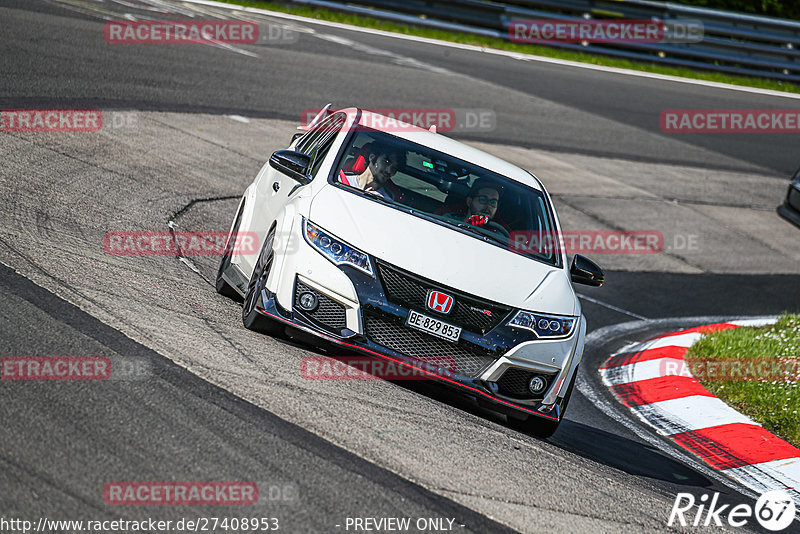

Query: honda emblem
<box><xmin>426</xmin><ymin>290</ymin><xmax>454</xmax><ymax>314</ymax></box>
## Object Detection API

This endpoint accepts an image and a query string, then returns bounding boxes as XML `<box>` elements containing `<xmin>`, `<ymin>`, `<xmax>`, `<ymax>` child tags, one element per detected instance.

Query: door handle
<box><xmin>272</xmin><ymin>182</ymin><xmax>280</xmax><ymax>192</ymax></box>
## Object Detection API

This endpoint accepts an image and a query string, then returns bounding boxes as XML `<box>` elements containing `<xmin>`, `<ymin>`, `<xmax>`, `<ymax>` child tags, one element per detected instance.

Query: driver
<box><xmin>443</xmin><ymin>179</ymin><xmax>508</xmax><ymax>236</ymax></box>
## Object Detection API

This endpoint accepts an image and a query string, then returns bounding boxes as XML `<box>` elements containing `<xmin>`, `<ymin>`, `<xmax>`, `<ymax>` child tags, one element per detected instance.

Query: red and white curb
<box><xmin>600</xmin><ymin>319</ymin><xmax>800</xmax><ymax>505</ymax></box>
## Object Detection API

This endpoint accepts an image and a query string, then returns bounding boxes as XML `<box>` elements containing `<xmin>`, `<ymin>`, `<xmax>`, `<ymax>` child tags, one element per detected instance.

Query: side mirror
<box><xmin>269</xmin><ymin>150</ymin><xmax>312</xmax><ymax>185</ymax></box>
<box><xmin>570</xmin><ymin>255</ymin><xmax>604</xmax><ymax>287</ymax></box>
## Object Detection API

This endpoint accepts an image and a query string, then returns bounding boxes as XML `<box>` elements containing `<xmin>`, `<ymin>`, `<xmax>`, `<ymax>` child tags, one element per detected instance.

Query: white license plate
<box><xmin>406</xmin><ymin>310</ymin><xmax>462</xmax><ymax>342</ymax></box>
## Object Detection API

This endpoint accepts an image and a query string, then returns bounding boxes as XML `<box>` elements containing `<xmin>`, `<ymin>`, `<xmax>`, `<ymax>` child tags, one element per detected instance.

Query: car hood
<box><xmin>309</xmin><ymin>185</ymin><xmax>576</xmax><ymax>315</ymax></box>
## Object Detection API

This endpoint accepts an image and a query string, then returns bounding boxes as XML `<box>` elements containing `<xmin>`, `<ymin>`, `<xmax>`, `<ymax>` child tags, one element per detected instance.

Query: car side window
<box><xmin>302</xmin><ymin>113</ymin><xmax>346</xmax><ymax>178</ymax></box>
<box><xmin>295</xmin><ymin>117</ymin><xmax>322</xmax><ymax>153</ymax></box>
<box><xmin>297</xmin><ymin>113</ymin><xmax>343</xmax><ymax>154</ymax></box>
<box><xmin>309</xmin><ymin>137</ymin><xmax>335</xmax><ymax>177</ymax></box>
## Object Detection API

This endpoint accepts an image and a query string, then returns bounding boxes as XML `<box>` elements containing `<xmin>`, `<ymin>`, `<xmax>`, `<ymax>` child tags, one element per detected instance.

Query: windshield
<box><xmin>332</xmin><ymin>129</ymin><xmax>560</xmax><ymax>266</ymax></box>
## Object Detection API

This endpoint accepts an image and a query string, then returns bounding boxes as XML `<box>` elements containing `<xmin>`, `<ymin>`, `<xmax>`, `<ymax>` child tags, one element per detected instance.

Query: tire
<box><xmin>216</xmin><ymin>204</ymin><xmax>244</xmax><ymax>301</ymax></box>
<box><xmin>510</xmin><ymin>367</ymin><xmax>577</xmax><ymax>439</ymax></box>
<box><xmin>242</xmin><ymin>224</ymin><xmax>283</xmax><ymax>335</ymax></box>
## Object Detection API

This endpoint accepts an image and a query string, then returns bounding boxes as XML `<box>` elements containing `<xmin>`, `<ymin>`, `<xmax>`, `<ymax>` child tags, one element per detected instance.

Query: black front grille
<box><xmin>377</xmin><ymin>262</ymin><xmax>512</xmax><ymax>334</ymax></box>
<box><xmin>496</xmin><ymin>367</ymin><xmax>556</xmax><ymax>399</ymax></box>
<box><xmin>363</xmin><ymin>313</ymin><xmax>496</xmax><ymax>378</ymax></box>
<box><xmin>295</xmin><ymin>280</ymin><xmax>347</xmax><ymax>332</ymax></box>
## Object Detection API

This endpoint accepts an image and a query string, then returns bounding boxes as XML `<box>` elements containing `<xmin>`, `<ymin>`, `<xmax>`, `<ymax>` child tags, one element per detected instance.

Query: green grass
<box><xmin>218</xmin><ymin>0</ymin><xmax>800</xmax><ymax>94</ymax></box>
<box><xmin>686</xmin><ymin>314</ymin><xmax>800</xmax><ymax>447</ymax></box>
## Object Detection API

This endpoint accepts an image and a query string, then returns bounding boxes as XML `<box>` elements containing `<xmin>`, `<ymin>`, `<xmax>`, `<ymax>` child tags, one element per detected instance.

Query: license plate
<box><xmin>406</xmin><ymin>310</ymin><xmax>462</xmax><ymax>342</ymax></box>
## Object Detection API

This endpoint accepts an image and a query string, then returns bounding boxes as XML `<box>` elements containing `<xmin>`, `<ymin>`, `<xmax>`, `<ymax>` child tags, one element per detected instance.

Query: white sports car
<box><xmin>216</xmin><ymin>105</ymin><xmax>604</xmax><ymax>437</ymax></box>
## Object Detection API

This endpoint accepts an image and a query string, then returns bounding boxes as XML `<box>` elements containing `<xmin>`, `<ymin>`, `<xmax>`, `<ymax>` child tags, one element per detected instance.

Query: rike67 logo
<box><xmin>669</xmin><ymin>490</ymin><xmax>796</xmax><ymax>531</ymax></box>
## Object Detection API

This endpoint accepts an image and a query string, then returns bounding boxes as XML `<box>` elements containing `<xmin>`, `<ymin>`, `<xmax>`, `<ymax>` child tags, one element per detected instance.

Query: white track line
<box><xmin>632</xmin><ymin>395</ymin><xmax>758</xmax><ymax>434</ymax></box>
<box><xmin>642</xmin><ymin>332</ymin><xmax>704</xmax><ymax>349</ymax></box>
<box><xmin>179</xmin><ymin>0</ymin><xmax>800</xmax><ymax>100</ymax></box>
<box><xmin>575</xmin><ymin>292</ymin><xmax>648</xmax><ymax>321</ymax></box>
<box><xmin>600</xmin><ymin>357</ymin><xmax>686</xmax><ymax>385</ymax></box>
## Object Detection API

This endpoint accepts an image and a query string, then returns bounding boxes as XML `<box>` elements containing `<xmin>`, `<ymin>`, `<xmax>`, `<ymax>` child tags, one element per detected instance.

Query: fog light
<box><xmin>528</xmin><ymin>376</ymin><xmax>547</xmax><ymax>394</ymax></box>
<box><xmin>297</xmin><ymin>291</ymin><xmax>318</xmax><ymax>311</ymax></box>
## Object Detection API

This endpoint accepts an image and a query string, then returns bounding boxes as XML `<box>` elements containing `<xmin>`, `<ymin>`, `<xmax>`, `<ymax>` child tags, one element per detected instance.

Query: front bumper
<box><xmin>259</xmin><ymin>224</ymin><xmax>584</xmax><ymax>422</ymax></box>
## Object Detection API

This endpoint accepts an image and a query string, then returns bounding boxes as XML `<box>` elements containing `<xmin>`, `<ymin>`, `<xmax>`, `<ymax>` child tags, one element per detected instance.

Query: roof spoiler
<box><xmin>299</xmin><ymin>103</ymin><xmax>333</xmax><ymax>131</ymax></box>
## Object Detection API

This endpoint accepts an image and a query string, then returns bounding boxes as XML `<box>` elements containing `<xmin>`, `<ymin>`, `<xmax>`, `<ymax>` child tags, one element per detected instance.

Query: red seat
<box><xmin>341</xmin><ymin>143</ymin><xmax>373</xmax><ymax>174</ymax></box>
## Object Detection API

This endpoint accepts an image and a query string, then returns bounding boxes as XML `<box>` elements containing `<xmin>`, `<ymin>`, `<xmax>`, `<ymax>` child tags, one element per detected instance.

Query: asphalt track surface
<box><xmin>2</xmin><ymin>1</ymin><xmax>800</xmax><ymax>533</ymax></box>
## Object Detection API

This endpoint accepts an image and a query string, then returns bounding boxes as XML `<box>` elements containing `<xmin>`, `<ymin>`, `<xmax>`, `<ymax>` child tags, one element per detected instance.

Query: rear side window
<box><xmin>298</xmin><ymin>113</ymin><xmax>346</xmax><ymax>178</ymax></box>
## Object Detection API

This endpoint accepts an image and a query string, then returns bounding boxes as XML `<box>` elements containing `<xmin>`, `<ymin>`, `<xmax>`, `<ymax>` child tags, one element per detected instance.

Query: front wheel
<box><xmin>242</xmin><ymin>225</ymin><xmax>283</xmax><ymax>335</ymax></box>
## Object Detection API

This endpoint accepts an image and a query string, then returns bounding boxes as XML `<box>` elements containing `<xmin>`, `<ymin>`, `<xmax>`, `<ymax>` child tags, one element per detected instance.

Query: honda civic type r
<box><xmin>216</xmin><ymin>106</ymin><xmax>604</xmax><ymax>437</ymax></box>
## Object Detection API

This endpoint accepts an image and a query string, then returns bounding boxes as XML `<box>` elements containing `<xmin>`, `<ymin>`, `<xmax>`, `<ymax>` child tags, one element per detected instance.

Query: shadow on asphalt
<box><xmin>551</xmin><ymin>419</ymin><xmax>711</xmax><ymax>486</ymax></box>
<box><xmin>298</xmin><ymin>339</ymin><xmax>715</xmax><ymax>488</ymax></box>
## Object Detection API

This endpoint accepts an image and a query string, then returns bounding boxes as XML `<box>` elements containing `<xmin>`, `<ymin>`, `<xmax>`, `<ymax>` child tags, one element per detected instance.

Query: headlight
<box><xmin>506</xmin><ymin>311</ymin><xmax>576</xmax><ymax>338</ymax></box>
<box><xmin>303</xmin><ymin>218</ymin><xmax>374</xmax><ymax>276</ymax></box>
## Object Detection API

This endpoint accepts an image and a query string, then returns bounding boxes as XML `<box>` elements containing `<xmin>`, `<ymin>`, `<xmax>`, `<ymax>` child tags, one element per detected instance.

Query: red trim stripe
<box><xmin>602</xmin><ymin>345</ymin><xmax>688</xmax><ymax>369</ymax></box>
<box><xmin>611</xmin><ymin>376</ymin><xmax>714</xmax><ymax>406</ymax></box>
<box><xmin>671</xmin><ymin>423</ymin><xmax>800</xmax><ymax>470</ymax></box>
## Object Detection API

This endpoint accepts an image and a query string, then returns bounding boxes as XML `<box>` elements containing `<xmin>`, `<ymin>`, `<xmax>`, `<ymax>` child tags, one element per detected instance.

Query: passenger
<box><xmin>356</xmin><ymin>143</ymin><xmax>406</xmax><ymax>202</ymax></box>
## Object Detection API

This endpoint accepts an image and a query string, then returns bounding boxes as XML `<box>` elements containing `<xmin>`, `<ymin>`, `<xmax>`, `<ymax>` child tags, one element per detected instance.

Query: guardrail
<box><xmin>289</xmin><ymin>0</ymin><xmax>800</xmax><ymax>83</ymax></box>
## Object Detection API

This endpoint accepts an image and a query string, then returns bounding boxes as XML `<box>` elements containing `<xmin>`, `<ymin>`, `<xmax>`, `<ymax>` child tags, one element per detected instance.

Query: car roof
<box><xmin>338</xmin><ymin>107</ymin><xmax>543</xmax><ymax>191</ymax></box>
